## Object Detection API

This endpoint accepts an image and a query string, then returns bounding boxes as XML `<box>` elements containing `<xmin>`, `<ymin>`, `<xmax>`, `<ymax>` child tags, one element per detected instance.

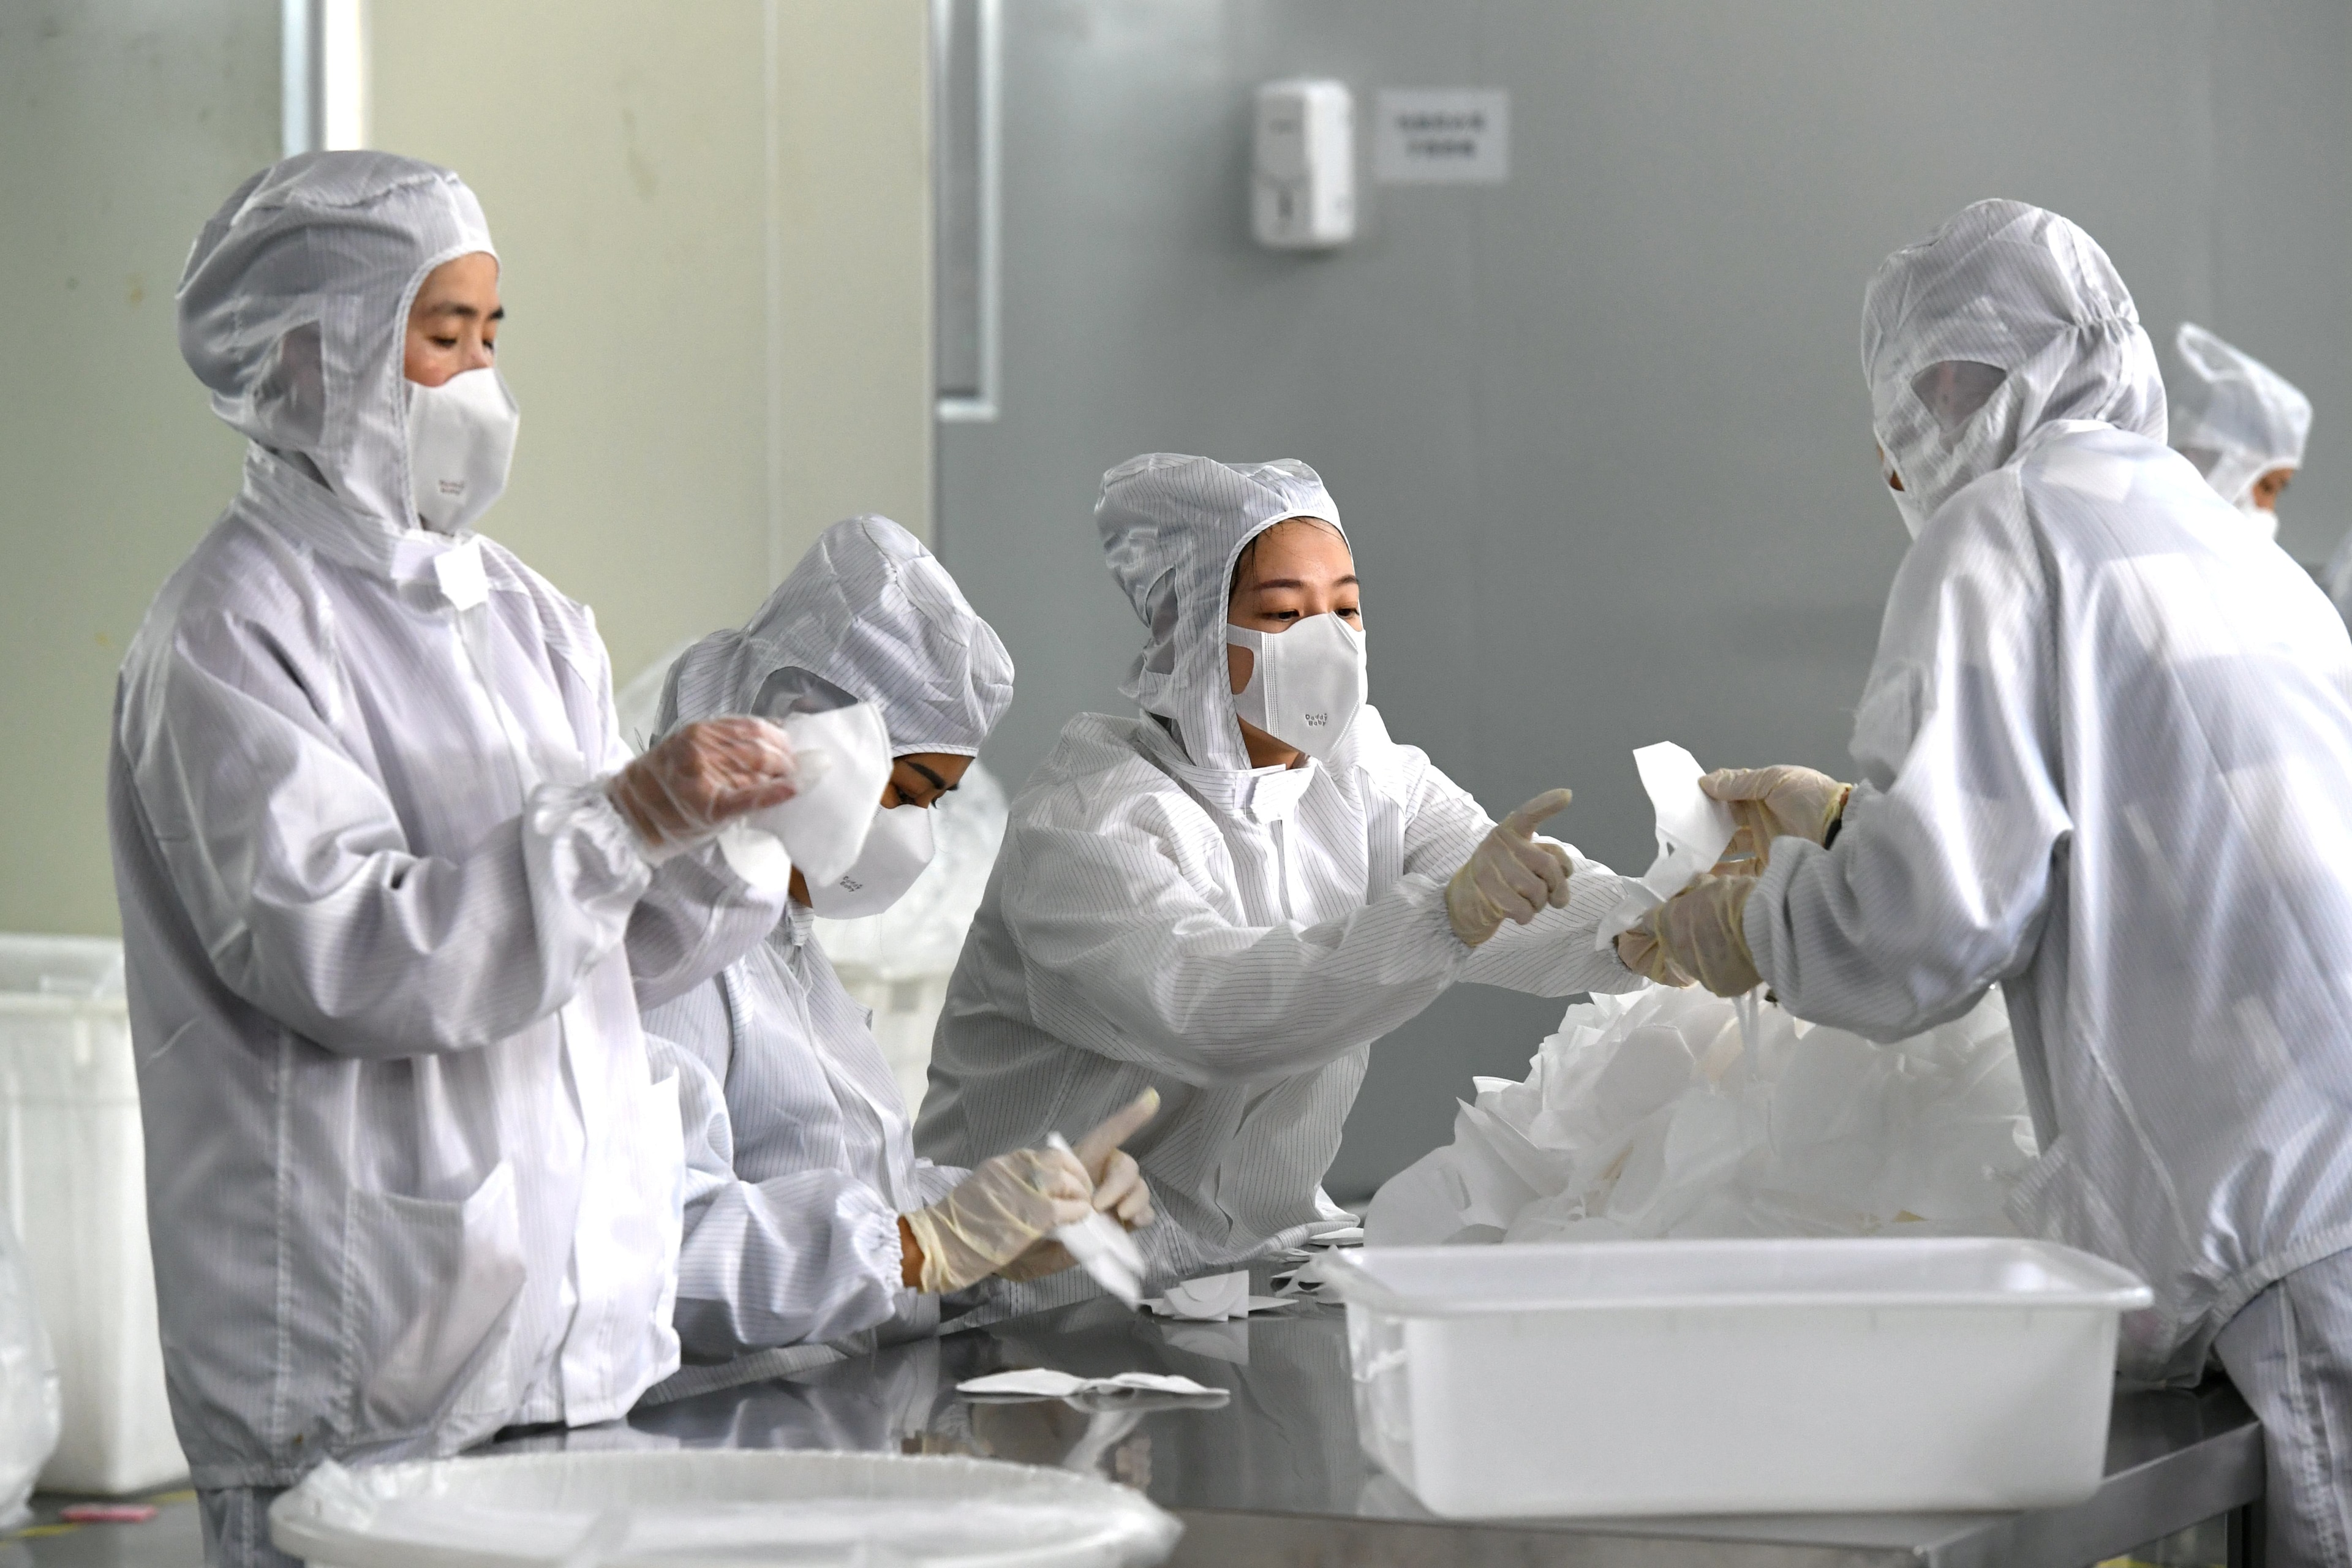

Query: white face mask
<box><xmin>1226</xmin><ymin>611</ymin><xmax>1367</xmax><ymax>763</ymax></box>
<box><xmin>405</xmin><ymin>367</ymin><xmax>519</xmax><ymax>534</ymax></box>
<box><xmin>2238</xmin><ymin>495</ymin><xmax>2281</xmax><ymax>541</ymax></box>
<box><xmin>808</xmin><ymin>801</ymin><xmax>937</xmax><ymax>919</ymax></box>
<box><xmin>717</xmin><ymin>702</ymin><xmax>892</xmax><ymax>894</ymax></box>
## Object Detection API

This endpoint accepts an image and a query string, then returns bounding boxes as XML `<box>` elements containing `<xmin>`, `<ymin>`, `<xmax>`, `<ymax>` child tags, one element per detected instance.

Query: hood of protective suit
<box><xmin>2171</xmin><ymin>322</ymin><xmax>2310</xmax><ymax>509</ymax></box>
<box><xmin>177</xmin><ymin>151</ymin><xmax>497</xmax><ymax>534</ymax></box>
<box><xmin>1861</xmin><ymin>198</ymin><xmax>2166</xmax><ymax>536</ymax></box>
<box><xmin>1096</xmin><ymin>453</ymin><xmax>1348</xmax><ymax>772</ymax></box>
<box><xmin>659</xmin><ymin>514</ymin><xmax>1012</xmax><ymax>754</ymax></box>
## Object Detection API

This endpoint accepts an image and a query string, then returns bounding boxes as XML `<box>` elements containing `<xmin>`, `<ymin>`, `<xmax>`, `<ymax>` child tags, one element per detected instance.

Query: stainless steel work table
<box><xmin>568</xmin><ymin>1287</ymin><xmax>2264</xmax><ymax>1568</ymax></box>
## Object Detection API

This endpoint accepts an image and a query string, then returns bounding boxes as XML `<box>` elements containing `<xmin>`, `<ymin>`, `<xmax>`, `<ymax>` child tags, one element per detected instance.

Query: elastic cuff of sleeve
<box><xmin>527</xmin><ymin>778</ymin><xmax>658</xmax><ymax>895</ymax></box>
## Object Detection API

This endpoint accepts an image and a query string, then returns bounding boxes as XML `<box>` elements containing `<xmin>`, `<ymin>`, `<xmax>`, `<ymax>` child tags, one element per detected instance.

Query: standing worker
<box><xmin>112</xmin><ymin>153</ymin><xmax>802</xmax><ymax>1567</ymax></box>
<box><xmin>2171</xmin><ymin>322</ymin><xmax>2312</xmax><ymax>539</ymax></box>
<box><xmin>1621</xmin><ymin>200</ymin><xmax>2352</xmax><ymax>1565</ymax></box>
<box><xmin>919</xmin><ymin>454</ymin><xmax>1642</xmax><ymax>1309</ymax></box>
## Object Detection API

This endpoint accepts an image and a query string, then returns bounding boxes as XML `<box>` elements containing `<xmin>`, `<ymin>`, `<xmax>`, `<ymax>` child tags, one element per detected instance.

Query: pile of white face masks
<box><xmin>1365</xmin><ymin>985</ymin><xmax>2036</xmax><ymax>1246</ymax></box>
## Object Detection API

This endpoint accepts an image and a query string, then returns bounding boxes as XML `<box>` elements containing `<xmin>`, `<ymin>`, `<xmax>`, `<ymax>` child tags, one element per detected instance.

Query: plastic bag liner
<box><xmin>270</xmin><ymin>1449</ymin><xmax>1182</xmax><ymax>1568</ymax></box>
<box><xmin>1367</xmin><ymin>985</ymin><xmax>2036</xmax><ymax>1247</ymax></box>
<box><xmin>0</xmin><ymin>1210</ymin><xmax>61</xmax><ymax>1529</ymax></box>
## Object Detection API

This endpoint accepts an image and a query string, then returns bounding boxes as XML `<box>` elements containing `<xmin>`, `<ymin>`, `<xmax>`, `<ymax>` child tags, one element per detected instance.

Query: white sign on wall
<box><xmin>1373</xmin><ymin>89</ymin><xmax>1510</xmax><ymax>184</ymax></box>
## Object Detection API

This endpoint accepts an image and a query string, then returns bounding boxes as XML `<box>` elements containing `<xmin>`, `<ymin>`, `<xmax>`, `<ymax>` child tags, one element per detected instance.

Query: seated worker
<box><xmin>918</xmin><ymin>454</ymin><xmax>1643</xmax><ymax>1306</ymax></box>
<box><xmin>641</xmin><ymin>516</ymin><xmax>1157</xmax><ymax>1361</ymax></box>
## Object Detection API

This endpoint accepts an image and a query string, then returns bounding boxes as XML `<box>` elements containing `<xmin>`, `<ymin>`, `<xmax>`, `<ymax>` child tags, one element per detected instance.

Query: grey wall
<box><xmin>0</xmin><ymin>1</ymin><xmax>279</xmax><ymax>937</ymax></box>
<box><xmin>937</xmin><ymin>0</ymin><xmax>2352</xmax><ymax>1200</ymax></box>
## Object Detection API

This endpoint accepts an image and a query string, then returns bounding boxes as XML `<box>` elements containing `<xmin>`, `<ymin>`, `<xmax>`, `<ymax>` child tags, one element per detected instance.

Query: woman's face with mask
<box><xmin>404</xmin><ymin>252</ymin><xmax>501</xmax><ymax>387</ymax></box>
<box><xmin>1224</xmin><ymin>517</ymin><xmax>1361</xmax><ymax>769</ymax></box>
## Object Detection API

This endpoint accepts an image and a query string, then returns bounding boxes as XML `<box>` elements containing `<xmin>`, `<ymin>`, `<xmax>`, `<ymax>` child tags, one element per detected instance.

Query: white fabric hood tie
<box><xmin>1861</xmin><ymin>199</ymin><xmax>2167</xmax><ymax>538</ymax></box>
<box><xmin>1095</xmin><ymin>453</ymin><xmax>1351</xmax><ymax>772</ymax></box>
<box><xmin>2170</xmin><ymin>322</ymin><xmax>2311</xmax><ymax>513</ymax></box>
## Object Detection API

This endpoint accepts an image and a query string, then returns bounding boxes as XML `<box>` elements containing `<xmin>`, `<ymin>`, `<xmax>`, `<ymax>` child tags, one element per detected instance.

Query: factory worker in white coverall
<box><xmin>2171</xmin><ymin>322</ymin><xmax>2311</xmax><ymax>540</ymax></box>
<box><xmin>639</xmin><ymin>514</ymin><xmax>1157</xmax><ymax>1360</ymax></box>
<box><xmin>111</xmin><ymin>154</ymin><xmax>806</xmax><ymax>1567</ymax></box>
<box><xmin>1619</xmin><ymin>200</ymin><xmax>2352</xmax><ymax>1566</ymax></box>
<box><xmin>918</xmin><ymin>454</ymin><xmax>1643</xmax><ymax>1311</ymax></box>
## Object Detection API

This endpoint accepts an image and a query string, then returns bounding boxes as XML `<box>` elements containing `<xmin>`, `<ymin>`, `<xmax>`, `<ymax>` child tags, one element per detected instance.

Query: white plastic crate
<box><xmin>1322</xmin><ymin>1237</ymin><xmax>2150</xmax><ymax>1518</ymax></box>
<box><xmin>0</xmin><ymin>935</ymin><xmax>187</xmax><ymax>1494</ymax></box>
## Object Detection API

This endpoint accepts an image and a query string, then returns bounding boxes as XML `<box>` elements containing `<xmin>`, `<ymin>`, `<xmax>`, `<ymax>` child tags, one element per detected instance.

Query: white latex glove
<box><xmin>608</xmin><ymin>717</ymin><xmax>799</xmax><ymax>862</ymax></box>
<box><xmin>1702</xmin><ymin>766</ymin><xmax>1851</xmax><ymax>873</ymax></box>
<box><xmin>902</xmin><ymin>1146</ymin><xmax>1093</xmax><ymax>1295</ymax></box>
<box><xmin>999</xmin><ymin>1091</ymin><xmax>1162</xmax><ymax>1283</ymax></box>
<box><xmin>1445</xmin><ymin>788</ymin><xmax>1576</xmax><ymax>948</ymax></box>
<box><xmin>1615</xmin><ymin>873</ymin><xmax>1762</xmax><ymax>996</ymax></box>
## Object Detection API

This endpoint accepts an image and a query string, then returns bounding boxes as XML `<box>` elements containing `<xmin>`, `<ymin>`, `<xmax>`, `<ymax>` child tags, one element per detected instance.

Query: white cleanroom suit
<box><xmin>1736</xmin><ymin>200</ymin><xmax>2352</xmax><ymax>1564</ymax></box>
<box><xmin>640</xmin><ymin>516</ymin><xmax>1013</xmax><ymax>1358</ymax></box>
<box><xmin>2171</xmin><ymin>322</ymin><xmax>2312</xmax><ymax>530</ymax></box>
<box><xmin>917</xmin><ymin>455</ymin><xmax>1642</xmax><ymax>1302</ymax></box>
<box><xmin>111</xmin><ymin>154</ymin><xmax>785</xmax><ymax>1563</ymax></box>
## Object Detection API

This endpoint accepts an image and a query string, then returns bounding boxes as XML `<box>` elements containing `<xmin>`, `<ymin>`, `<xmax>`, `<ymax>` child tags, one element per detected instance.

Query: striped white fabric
<box><xmin>1752</xmin><ymin>202</ymin><xmax>2352</xmax><ymax>1384</ymax></box>
<box><xmin>919</xmin><ymin>704</ymin><xmax>1642</xmax><ymax>1298</ymax></box>
<box><xmin>654</xmin><ymin>514</ymin><xmax>1012</xmax><ymax>758</ymax></box>
<box><xmin>1862</xmin><ymin>199</ymin><xmax>2165</xmax><ymax>538</ymax></box>
<box><xmin>2172</xmin><ymin>322</ymin><xmax>2312</xmax><ymax>510</ymax></box>
<box><xmin>115</xmin><ymin>154</ymin><xmax>771</xmax><ymax>1495</ymax></box>
<box><xmin>643</xmin><ymin>905</ymin><xmax>965</xmax><ymax>1362</ymax></box>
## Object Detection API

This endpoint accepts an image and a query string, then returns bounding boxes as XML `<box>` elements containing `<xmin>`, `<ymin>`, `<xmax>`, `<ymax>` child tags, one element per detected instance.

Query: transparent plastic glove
<box><xmin>902</xmin><ymin>1147</ymin><xmax>1093</xmax><ymax>1294</ymax></box>
<box><xmin>1615</xmin><ymin>873</ymin><xmax>1762</xmax><ymax>996</ymax></box>
<box><xmin>1000</xmin><ymin>1090</ymin><xmax>1162</xmax><ymax>1283</ymax></box>
<box><xmin>1702</xmin><ymin>766</ymin><xmax>1851</xmax><ymax>873</ymax></box>
<box><xmin>607</xmin><ymin>717</ymin><xmax>799</xmax><ymax>863</ymax></box>
<box><xmin>1446</xmin><ymin>789</ymin><xmax>1577</xmax><ymax>948</ymax></box>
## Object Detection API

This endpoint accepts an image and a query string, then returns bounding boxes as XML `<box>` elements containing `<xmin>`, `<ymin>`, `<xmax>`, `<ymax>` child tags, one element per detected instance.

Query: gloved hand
<box><xmin>608</xmin><ymin>717</ymin><xmax>799</xmax><ymax>862</ymax></box>
<box><xmin>1702</xmin><ymin>766</ymin><xmax>1851</xmax><ymax>873</ymax></box>
<box><xmin>1615</xmin><ymin>873</ymin><xmax>1762</xmax><ymax>996</ymax></box>
<box><xmin>1000</xmin><ymin>1090</ymin><xmax>1162</xmax><ymax>1283</ymax></box>
<box><xmin>900</xmin><ymin>1145</ymin><xmax>1094</xmax><ymax>1294</ymax></box>
<box><xmin>1446</xmin><ymin>789</ymin><xmax>1577</xmax><ymax>948</ymax></box>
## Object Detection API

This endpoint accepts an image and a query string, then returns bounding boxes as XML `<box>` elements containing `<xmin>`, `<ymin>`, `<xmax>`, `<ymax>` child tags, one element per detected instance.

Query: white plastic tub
<box><xmin>1322</xmin><ymin>1237</ymin><xmax>2151</xmax><ymax>1518</ymax></box>
<box><xmin>271</xmin><ymin>1449</ymin><xmax>1182</xmax><ymax>1567</ymax></box>
<box><xmin>0</xmin><ymin>935</ymin><xmax>188</xmax><ymax>1494</ymax></box>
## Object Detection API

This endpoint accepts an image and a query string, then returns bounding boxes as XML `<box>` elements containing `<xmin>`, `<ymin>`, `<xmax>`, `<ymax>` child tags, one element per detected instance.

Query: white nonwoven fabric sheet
<box><xmin>1596</xmin><ymin>743</ymin><xmax>1738</xmax><ymax>949</ymax></box>
<box><xmin>1366</xmin><ymin>985</ymin><xmax>2036</xmax><ymax>1246</ymax></box>
<box><xmin>717</xmin><ymin>703</ymin><xmax>891</xmax><ymax>892</ymax></box>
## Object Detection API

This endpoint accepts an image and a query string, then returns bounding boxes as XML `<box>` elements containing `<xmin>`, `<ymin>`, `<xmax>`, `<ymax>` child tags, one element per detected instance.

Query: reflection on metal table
<box><xmin>492</xmin><ymin>1287</ymin><xmax>2264</xmax><ymax>1568</ymax></box>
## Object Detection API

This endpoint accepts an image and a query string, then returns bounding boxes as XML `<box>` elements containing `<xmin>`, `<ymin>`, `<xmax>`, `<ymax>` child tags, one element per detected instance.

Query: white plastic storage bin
<box><xmin>1322</xmin><ymin>1237</ymin><xmax>2150</xmax><ymax>1518</ymax></box>
<box><xmin>0</xmin><ymin>936</ymin><xmax>188</xmax><ymax>1494</ymax></box>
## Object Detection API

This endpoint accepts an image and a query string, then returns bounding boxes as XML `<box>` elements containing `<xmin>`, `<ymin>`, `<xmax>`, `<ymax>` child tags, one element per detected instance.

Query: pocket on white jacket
<box><xmin>337</xmin><ymin>1160</ymin><xmax>526</xmax><ymax>1441</ymax></box>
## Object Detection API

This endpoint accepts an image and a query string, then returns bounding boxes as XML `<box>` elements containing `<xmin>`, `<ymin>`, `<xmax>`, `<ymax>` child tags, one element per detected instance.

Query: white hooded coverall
<box><xmin>917</xmin><ymin>456</ymin><xmax>1642</xmax><ymax>1303</ymax></box>
<box><xmin>1744</xmin><ymin>200</ymin><xmax>2352</xmax><ymax>1564</ymax></box>
<box><xmin>639</xmin><ymin>516</ymin><xmax>1013</xmax><ymax>1360</ymax></box>
<box><xmin>2171</xmin><ymin>321</ymin><xmax>2312</xmax><ymax>526</ymax></box>
<box><xmin>112</xmin><ymin>154</ymin><xmax>780</xmax><ymax>1561</ymax></box>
